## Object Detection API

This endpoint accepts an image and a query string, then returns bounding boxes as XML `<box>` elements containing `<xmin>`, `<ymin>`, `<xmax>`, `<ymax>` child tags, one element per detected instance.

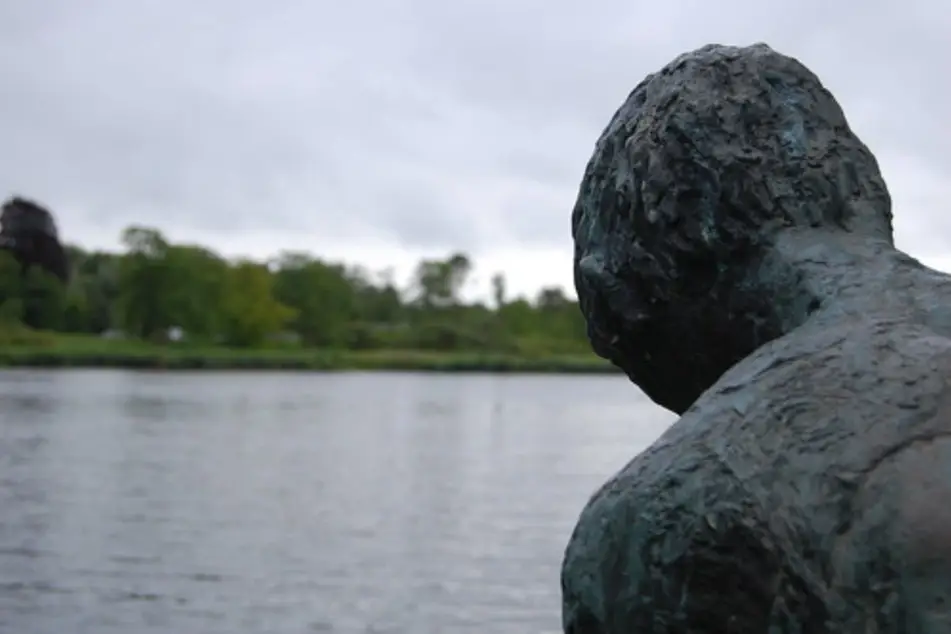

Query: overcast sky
<box><xmin>0</xmin><ymin>0</ymin><xmax>948</xmax><ymax>300</ymax></box>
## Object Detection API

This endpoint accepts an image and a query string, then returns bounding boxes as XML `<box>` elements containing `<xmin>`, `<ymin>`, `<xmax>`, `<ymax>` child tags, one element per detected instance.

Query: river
<box><xmin>0</xmin><ymin>369</ymin><xmax>674</xmax><ymax>634</ymax></box>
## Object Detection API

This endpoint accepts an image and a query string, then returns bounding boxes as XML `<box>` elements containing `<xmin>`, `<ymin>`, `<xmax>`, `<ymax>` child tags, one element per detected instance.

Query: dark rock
<box><xmin>563</xmin><ymin>43</ymin><xmax>951</xmax><ymax>632</ymax></box>
<box><xmin>0</xmin><ymin>196</ymin><xmax>69</xmax><ymax>282</ymax></box>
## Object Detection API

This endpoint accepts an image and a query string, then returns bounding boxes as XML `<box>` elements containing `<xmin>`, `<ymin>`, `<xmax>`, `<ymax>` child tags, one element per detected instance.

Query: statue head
<box><xmin>572</xmin><ymin>43</ymin><xmax>893</xmax><ymax>413</ymax></box>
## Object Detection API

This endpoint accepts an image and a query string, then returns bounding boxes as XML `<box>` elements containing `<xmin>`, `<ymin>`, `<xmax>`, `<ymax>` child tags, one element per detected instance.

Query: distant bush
<box><xmin>0</xmin><ymin>320</ymin><xmax>56</xmax><ymax>347</ymax></box>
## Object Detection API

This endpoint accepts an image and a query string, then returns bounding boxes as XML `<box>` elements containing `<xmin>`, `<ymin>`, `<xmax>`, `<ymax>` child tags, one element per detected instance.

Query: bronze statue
<box><xmin>563</xmin><ymin>43</ymin><xmax>951</xmax><ymax>632</ymax></box>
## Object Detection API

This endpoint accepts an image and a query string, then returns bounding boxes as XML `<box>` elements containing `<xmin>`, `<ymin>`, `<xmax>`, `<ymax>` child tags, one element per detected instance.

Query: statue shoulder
<box><xmin>705</xmin><ymin>316</ymin><xmax>951</xmax><ymax>409</ymax></box>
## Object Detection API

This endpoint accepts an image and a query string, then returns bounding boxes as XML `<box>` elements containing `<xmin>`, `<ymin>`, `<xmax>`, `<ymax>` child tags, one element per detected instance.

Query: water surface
<box><xmin>0</xmin><ymin>370</ymin><xmax>674</xmax><ymax>633</ymax></box>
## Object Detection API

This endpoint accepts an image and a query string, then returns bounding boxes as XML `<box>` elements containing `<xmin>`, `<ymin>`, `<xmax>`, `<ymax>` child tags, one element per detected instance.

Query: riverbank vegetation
<box><xmin>0</xmin><ymin>226</ymin><xmax>615</xmax><ymax>373</ymax></box>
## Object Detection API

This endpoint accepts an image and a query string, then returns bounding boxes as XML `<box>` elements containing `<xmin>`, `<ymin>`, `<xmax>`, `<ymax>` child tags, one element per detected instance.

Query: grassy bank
<box><xmin>0</xmin><ymin>330</ymin><xmax>618</xmax><ymax>374</ymax></box>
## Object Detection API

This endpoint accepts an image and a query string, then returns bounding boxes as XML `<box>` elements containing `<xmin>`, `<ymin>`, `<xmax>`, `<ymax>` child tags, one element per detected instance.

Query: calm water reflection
<box><xmin>0</xmin><ymin>370</ymin><xmax>674</xmax><ymax>633</ymax></box>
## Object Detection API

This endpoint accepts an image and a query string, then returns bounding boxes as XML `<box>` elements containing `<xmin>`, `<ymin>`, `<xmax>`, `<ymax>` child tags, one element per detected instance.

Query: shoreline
<box><xmin>0</xmin><ymin>347</ymin><xmax>618</xmax><ymax>374</ymax></box>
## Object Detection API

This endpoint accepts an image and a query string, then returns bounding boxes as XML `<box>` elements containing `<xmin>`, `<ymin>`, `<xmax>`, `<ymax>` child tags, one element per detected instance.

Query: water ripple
<box><xmin>0</xmin><ymin>369</ymin><xmax>673</xmax><ymax>633</ymax></box>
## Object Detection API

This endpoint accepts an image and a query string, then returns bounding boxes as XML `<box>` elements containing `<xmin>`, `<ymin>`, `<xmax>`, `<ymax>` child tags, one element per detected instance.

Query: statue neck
<box><xmin>639</xmin><ymin>230</ymin><xmax>918</xmax><ymax>415</ymax></box>
<box><xmin>754</xmin><ymin>229</ymin><xmax>921</xmax><ymax>334</ymax></box>
<box><xmin>603</xmin><ymin>228</ymin><xmax>942</xmax><ymax>416</ymax></box>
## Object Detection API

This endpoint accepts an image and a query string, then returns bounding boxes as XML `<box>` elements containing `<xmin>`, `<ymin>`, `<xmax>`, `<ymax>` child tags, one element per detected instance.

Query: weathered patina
<box><xmin>563</xmin><ymin>43</ymin><xmax>951</xmax><ymax>632</ymax></box>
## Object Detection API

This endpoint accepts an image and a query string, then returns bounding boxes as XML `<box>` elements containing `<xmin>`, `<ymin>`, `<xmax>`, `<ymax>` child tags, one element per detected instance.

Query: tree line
<box><xmin>0</xmin><ymin>225</ymin><xmax>591</xmax><ymax>354</ymax></box>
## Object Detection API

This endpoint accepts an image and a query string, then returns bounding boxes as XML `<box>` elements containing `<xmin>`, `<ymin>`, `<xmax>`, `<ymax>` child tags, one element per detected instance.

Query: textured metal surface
<box><xmin>563</xmin><ymin>43</ymin><xmax>951</xmax><ymax>633</ymax></box>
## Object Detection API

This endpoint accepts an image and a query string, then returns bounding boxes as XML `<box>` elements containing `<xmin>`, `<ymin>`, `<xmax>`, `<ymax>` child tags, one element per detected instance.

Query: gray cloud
<box><xmin>0</xmin><ymin>0</ymin><xmax>949</xmax><ymax>296</ymax></box>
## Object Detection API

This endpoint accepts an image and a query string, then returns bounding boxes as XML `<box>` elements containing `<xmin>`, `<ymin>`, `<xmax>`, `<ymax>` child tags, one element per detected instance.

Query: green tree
<box><xmin>3</xmin><ymin>225</ymin><xmax>596</xmax><ymax>358</ymax></box>
<box><xmin>0</xmin><ymin>250</ymin><xmax>23</xmax><ymax>324</ymax></box>
<box><xmin>491</xmin><ymin>272</ymin><xmax>506</xmax><ymax>310</ymax></box>
<box><xmin>164</xmin><ymin>244</ymin><xmax>229</xmax><ymax>339</ymax></box>
<box><xmin>63</xmin><ymin>286</ymin><xmax>89</xmax><ymax>333</ymax></box>
<box><xmin>221</xmin><ymin>260</ymin><xmax>296</xmax><ymax>347</ymax></box>
<box><xmin>70</xmin><ymin>248</ymin><xmax>121</xmax><ymax>333</ymax></box>
<box><xmin>116</xmin><ymin>226</ymin><xmax>174</xmax><ymax>339</ymax></box>
<box><xmin>353</xmin><ymin>267</ymin><xmax>403</xmax><ymax>324</ymax></box>
<box><xmin>0</xmin><ymin>297</ymin><xmax>22</xmax><ymax>325</ymax></box>
<box><xmin>521</xmin><ymin>286</ymin><xmax>588</xmax><ymax>352</ymax></box>
<box><xmin>21</xmin><ymin>265</ymin><xmax>67</xmax><ymax>330</ymax></box>
<box><xmin>0</xmin><ymin>249</ymin><xmax>22</xmax><ymax>301</ymax></box>
<box><xmin>536</xmin><ymin>286</ymin><xmax>569</xmax><ymax>310</ymax></box>
<box><xmin>497</xmin><ymin>297</ymin><xmax>535</xmax><ymax>337</ymax></box>
<box><xmin>412</xmin><ymin>252</ymin><xmax>471</xmax><ymax>308</ymax></box>
<box><xmin>272</xmin><ymin>252</ymin><xmax>355</xmax><ymax>347</ymax></box>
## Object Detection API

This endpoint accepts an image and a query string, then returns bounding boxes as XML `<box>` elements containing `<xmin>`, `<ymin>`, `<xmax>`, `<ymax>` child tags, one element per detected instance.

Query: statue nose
<box><xmin>577</xmin><ymin>252</ymin><xmax>608</xmax><ymax>287</ymax></box>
